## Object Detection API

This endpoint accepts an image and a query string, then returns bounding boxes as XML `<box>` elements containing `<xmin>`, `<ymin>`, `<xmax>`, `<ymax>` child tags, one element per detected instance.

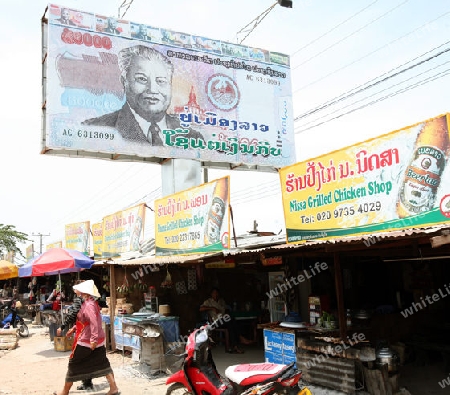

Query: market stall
<box><xmin>105</xmin><ymin>313</ymin><xmax>180</xmax><ymax>372</ymax></box>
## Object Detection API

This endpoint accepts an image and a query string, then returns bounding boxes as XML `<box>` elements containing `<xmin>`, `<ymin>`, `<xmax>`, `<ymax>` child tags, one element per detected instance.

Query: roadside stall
<box><xmin>0</xmin><ymin>260</ymin><xmax>20</xmax><ymax>350</ymax></box>
<box><xmin>102</xmin><ymin>218</ymin><xmax>450</xmax><ymax>395</ymax></box>
<box><xmin>18</xmin><ymin>248</ymin><xmax>95</xmax><ymax>346</ymax></box>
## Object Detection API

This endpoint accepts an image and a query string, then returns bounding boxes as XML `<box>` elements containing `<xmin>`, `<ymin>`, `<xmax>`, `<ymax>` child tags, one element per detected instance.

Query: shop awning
<box><xmin>107</xmin><ymin>224</ymin><xmax>450</xmax><ymax>267</ymax></box>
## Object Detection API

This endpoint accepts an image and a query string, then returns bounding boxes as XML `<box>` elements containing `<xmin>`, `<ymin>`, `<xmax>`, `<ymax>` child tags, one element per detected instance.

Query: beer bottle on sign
<box><xmin>397</xmin><ymin>115</ymin><xmax>450</xmax><ymax>218</ymax></box>
<box><xmin>204</xmin><ymin>177</ymin><xmax>229</xmax><ymax>245</ymax></box>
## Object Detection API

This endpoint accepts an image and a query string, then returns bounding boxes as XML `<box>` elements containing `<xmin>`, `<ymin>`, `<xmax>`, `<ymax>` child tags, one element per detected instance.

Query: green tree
<box><xmin>0</xmin><ymin>224</ymin><xmax>29</xmax><ymax>258</ymax></box>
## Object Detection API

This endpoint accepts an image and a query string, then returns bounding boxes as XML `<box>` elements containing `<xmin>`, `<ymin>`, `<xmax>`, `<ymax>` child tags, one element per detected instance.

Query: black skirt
<box><xmin>65</xmin><ymin>345</ymin><xmax>113</xmax><ymax>382</ymax></box>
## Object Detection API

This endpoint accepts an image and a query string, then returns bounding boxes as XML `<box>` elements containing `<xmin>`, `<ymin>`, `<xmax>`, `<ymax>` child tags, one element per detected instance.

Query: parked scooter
<box><xmin>165</xmin><ymin>321</ymin><xmax>309</xmax><ymax>395</ymax></box>
<box><xmin>0</xmin><ymin>301</ymin><xmax>29</xmax><ymax>337</ymax></box>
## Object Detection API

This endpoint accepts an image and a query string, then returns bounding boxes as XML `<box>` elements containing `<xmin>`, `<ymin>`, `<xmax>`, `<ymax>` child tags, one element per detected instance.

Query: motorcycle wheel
<box><xmin>166</xmin><ymin>383</ymin><xmax>192</xmax><ymax>395</ymax></box>
<box><xmin>18</xmin><ymin>323</ymin><xmax>29</xmax><ymax>337</ymax></box>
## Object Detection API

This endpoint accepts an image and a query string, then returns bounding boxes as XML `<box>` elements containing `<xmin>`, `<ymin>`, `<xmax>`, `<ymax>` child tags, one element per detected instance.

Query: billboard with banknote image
<box><xmin>41</xmin><ymin>4</ymin><xmax>295</xmax><ymax>172</ymax></box>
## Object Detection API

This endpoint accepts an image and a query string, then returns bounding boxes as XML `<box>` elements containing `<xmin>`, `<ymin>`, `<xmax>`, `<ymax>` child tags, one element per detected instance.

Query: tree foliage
<box><xmin>0</xmin><ymin>224</ymin><xmax>29</xmax><ymax>258</ymax></box>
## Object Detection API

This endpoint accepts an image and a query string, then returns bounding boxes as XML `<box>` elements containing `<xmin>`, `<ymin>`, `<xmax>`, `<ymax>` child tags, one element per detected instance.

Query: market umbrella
<box><xmin>0</xmin><ymin>260</ymin><xmax>18</xmax><ymax>280</ymax></box>
<box><xmin>18</xmin><ymin>248</ymin><xmax>94</xmax><ymax>323</ymax></box>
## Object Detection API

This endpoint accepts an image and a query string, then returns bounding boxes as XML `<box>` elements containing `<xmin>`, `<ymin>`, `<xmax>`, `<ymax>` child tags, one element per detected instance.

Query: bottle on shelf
<box><xmin>346</xmin><ymin>309</ymin><xmax>352</xmax><ymax>327</ymax></box>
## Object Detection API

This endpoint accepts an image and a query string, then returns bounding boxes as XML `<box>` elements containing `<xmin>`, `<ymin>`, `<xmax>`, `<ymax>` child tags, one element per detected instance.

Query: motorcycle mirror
<box><xmin>195</xmin><ymin>330</ymin><xmax>208</xmax><ymax>344</ymax></box>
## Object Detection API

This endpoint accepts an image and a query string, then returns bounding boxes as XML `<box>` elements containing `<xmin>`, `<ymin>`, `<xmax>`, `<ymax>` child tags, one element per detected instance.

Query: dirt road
<box><xmin>0</xmin><ymin>324</ymin><xmax>168</xmax><ymax>395</ymax></box>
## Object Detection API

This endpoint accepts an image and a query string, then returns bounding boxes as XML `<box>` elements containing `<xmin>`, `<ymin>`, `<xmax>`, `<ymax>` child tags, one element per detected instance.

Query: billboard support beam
<box><xmin>161</xmin><ymin>159</ymin><xmax>202</xmax><ymax>197</ymax></box>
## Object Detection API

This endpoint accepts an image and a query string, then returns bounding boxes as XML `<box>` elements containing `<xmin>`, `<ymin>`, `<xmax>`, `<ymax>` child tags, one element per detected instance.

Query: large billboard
<box><xmin>280</xmin><ymin>113</ymin><xmax>450</xmax><ymax>243</ymax></box>
<box><xmin>155</xmin><ymin>176</ymin><xmax>230</xmax><ymax>255</ymax></box>
<box><xmin>42</xmin><ymin>4</ymin><xmax>295</xmax><ymax>172</ymax></box>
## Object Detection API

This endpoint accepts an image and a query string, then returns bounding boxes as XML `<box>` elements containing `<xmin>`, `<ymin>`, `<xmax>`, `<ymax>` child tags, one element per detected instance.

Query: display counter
<box><xmin>103</xmin><ymin>314</ymin><xmax>180</xmax><ymax>344</ymax></box>
<box><xmin>258</xmin><ymin>322</ymin><xmax>383</xmax><ymax>394</ymax></box>
<box><xmin>230</xmin><ymin>310</ymin><xmax>259</xmax><ymax>320</ymax></box>
<box><xmin>107</xmin><ymin>314</ymin><xmax>179</xmax><ymax>370</ymax></box>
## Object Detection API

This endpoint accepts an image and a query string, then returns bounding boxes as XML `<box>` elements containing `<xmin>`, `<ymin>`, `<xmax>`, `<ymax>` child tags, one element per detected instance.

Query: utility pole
<box><xmin>32</xmin><ymin>233</ymin><xmax>50</xmax><ymax>254</ymax></box>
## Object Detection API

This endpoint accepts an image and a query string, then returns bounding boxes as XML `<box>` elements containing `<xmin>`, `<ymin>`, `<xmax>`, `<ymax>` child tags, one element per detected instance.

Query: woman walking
<box><xmin>53</xmin><ymin>280</ymin><xmax>119</xmax><ymax>395</ymax></box>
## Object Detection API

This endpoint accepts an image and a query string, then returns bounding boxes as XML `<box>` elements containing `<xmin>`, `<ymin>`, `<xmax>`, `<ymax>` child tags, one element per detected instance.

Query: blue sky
<box><xmin>1</xmin><ymin>0</ymin><xmax>449</xmax><ymax>260</ymax></box>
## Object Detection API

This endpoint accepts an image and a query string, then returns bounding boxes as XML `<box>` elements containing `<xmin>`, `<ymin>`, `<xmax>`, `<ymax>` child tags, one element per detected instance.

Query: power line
<box><xmin>294</xmin><ymin>41</ymin><xmax>450</xmax><ymax>122</ymax></box>
<box><xmin>118</xmin><ymin>0</ymin><xmax>135</xmax><ymax>18</ymax></box>
<box><xmin>236</xmin><ymin>1</ymin><xmax>278</xmax><ymax>44</ymax></box>
<box><xmin>292</xmin><ymin>9</ymin><xmax>450</xmax><ymax>93</ymax></box>
<box><xmin>296</xmin><ymin>57</ymin><xmax>450</xmax><ymax>131</ymax></box>
<box><xmin>45</xmin><ymin>164</ymin><xmax>152</xmax><ymax>232</ymax></box>
<box><xmin>294</xmin><ymin>66</ymin><xmax>450</xmax><ymax>134</ymax></box>
<box><xmin>291</xmin><ymin>0</ymin><xmax>410</xmax><ymax>70</ymax></box>
<box><xmin>290</xmin><ymin>0</ymin><xmax>380</xmax><ymax>57</ymax></box>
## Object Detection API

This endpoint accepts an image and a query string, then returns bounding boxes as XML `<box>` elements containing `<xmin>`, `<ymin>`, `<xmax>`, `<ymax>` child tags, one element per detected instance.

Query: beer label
<box><xmin>204</xmin><ymin>196</ymin><xmax>226</xmax><ymax>244</ymax></box>
<box><xmin>399</xmin><ymin>145</ymin><xmax>446</xmax><ymax>214</ymax></box>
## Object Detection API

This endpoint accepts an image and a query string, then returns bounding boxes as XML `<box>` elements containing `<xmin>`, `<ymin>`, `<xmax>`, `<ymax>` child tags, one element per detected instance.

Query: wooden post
<box><xmin>362</xmin><ymin>364</ymin><xmax>395</xmax><ymax>395</ymax></box>
<box><xmin>109</xmin><ymin>263</ymin><xmax>116</xmax><ymax>351</ymax></box>
<box><xmin>333</xmin><ymin>252</ymin><xmax>347</xmax><ymax>340</ymax></box>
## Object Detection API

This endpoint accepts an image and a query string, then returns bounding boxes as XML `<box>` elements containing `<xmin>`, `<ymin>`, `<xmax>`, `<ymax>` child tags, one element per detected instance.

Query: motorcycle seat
<box><xmin>224</xmin><ymin>363</ymin><xmax>287</xmax><ymax>386</ymax></box>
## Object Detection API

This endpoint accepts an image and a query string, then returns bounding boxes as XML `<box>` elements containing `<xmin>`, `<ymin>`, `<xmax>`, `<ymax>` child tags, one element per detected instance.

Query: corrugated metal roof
<box><xmin>268</xmin><ymin>224</ymin><xmax>450</xmax><ymax>249</ymax></box>
<box><xmin>112</xmin><ymin>224</ymin><xmax>450</xmax><ymax>267</ymax></box>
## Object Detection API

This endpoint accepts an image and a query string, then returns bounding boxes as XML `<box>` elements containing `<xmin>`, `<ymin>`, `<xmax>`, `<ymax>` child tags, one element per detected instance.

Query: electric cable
<box><xmin>118</xmin><ymin>0</ymin><xmax>135</xmax><ymax>19</ymax></box>
<box><xmin>292</xmin><ymin>0</ymin><xmax>411</xmax><ymax>70</ymax></box>
<box><xmin>296</xmin><ymin>58</ymin><xmax>450</xmax><ymax>130</ymax></box>
<box><xmin>45</xmin><ymin>164</ymin><xmax>153</xmax><ymax>230</ymax></box>
<box><xmin>295</xmin><ymin>39</ymin><xmax>450</xmax><ymax>121</ymax></box>
<box><xmin>236</xmin><ymin>1</ymin><xmax>278</xmax><ymax>44</ymax></box>
<box><xmin>46</xmin><ymin>179</ymin><xmax>160</xmax><ymax>242</ymax></box>
<box><xmin>290</xmin><ymin>0</ymin><xmax>380</xmax><ymax>57</ymax></box>
<box><xmin>294</xmin><ymin>66</ymin><xmax>450</xmax><ymax>134</ymax></box>
<box><xmin>293</xmin><ymin>9</ymin><xmax>450</xmax><ymax>93</ymax></box>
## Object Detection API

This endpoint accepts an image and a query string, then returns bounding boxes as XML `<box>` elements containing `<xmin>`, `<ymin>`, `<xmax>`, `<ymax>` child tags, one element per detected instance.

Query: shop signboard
<box><xmin>92</xmin><ymin>222</ymin><xmax>103</xmax><ymax>259</ymax></box>
<box><xmin>280</xmin><ymin>113</ymin><xmax>450</xmax><ymax>243</ymax></box>
<box><xmin>261</xmin><ymin>255</ymin><xmax>283</xmax><ymax>266</ymax></box>
<box><xmin>102</xmin><ymin>204</ymin><xmax>145</xmax><ymax>258</ymax></box>
<box><xmin>26</xmin><ymin>244</ymin><xmax>34</xmax><ymax>261</ymax></box>
<box><xmin>155</xmin><ymin>176</ymin><xmax>230</xmax><ymax>256</ymax></box>
<box><xmin>205</xmin><ymin>257</ymin><xmax>235</xmax><ymax>269</ymax></box>
<box><xmin>4</xmin><ymin>251</ymin><xmax>15</xmax><ymax>263</ymax></box>
<box><xmin>65</xmin><ymin>221</ymin><xmax>90</xmax><ymax>254</ymax></box>
<box><xmin>41</xmin><ymin>4</ymin><xmax>295</xmax><ymax>172</ymax></box>
<box><xmin>46</xmin><ymin>241</ymin><xmax>63</xmax><ymax>250</ymax></box>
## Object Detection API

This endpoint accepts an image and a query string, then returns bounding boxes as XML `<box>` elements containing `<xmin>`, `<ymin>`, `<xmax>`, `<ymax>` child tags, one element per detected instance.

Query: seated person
<box><xmin>199</xmin><ymin>288</ymin><xmax>253</xmax><ymax>354</ymax></box>
<box><xmin>47</xmin><ymin>288</ymin><xmax>65</xmax><ymax>311</ymax></box>
<box><xmin>1</xmin><ymin>284</ymin><xmax>9</xmax><ymax>298</ymax></box>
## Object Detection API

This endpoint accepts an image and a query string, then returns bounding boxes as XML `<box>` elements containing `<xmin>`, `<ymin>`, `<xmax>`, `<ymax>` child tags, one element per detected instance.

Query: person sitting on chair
<box><xmin>199</xmin><ymin>287</ymin><xmax>252</xmax><ymax>354</ymax></box>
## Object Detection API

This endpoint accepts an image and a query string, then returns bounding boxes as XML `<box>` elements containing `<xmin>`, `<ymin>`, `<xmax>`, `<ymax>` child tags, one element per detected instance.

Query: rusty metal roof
<box><xmin>111</xmin><ymin>223</ymin><xmax>450</xmax><ymax>267</ymax></box>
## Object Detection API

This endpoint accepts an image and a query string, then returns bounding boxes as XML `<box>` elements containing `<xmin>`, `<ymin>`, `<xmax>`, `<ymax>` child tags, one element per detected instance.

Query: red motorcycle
<box><xmin>165</xmin><ymin>321</ymin><xmax>308</xmax><ymax>395</ymax></box>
